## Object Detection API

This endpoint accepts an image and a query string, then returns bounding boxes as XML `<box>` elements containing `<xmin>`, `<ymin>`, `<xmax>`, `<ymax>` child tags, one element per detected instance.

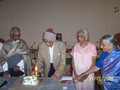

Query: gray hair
<box><xmin>10</xmin><ymin>27</ymin><xmax>20</xmax><ymax>37</ymax></box>
<box><xmin>101</xmin><ymin>35</ymin><xmax>117</xmax><ymax>46</ymax></box>
<box><xmin>10</xmin><ymin>27</ymin><xmax>20</xmax><ymax>32</ymax></box>
<box><xmin>77</xmin><ymin>28</ymin><xmax>89</xmax><ymax>40</ymax></box>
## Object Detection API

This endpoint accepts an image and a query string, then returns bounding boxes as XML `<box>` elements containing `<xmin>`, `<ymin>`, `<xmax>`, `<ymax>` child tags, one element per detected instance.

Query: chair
<box><xmin>114</xmin><ymin>33</ymin><xmax>120</xmax><ymax>46</ymax></box>
<box><xmin>0</xmin><ymin>38</ymin><xmax>5</xmax><ymax>43</ymax></box>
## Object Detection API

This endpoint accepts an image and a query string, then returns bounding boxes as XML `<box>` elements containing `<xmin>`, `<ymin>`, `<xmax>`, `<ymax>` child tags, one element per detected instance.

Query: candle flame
<box><xmin>35</xmin><ymin>65</ymin><xmax>38</xmax><ymax>71</ymax></box>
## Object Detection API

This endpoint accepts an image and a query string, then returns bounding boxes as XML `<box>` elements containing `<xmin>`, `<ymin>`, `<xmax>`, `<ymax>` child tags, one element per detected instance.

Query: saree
<box><xmin>0</xmin><ymin>39</ymin><xmax>32</xmax><ymax>76</ymax></box>
<box><xmin>102</xmin><ymin>47</ymin><xmax>120</xmax><ymax>90</ymax></box>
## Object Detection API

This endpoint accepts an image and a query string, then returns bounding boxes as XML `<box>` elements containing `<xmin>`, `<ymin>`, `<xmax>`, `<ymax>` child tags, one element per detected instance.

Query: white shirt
<box><xmin>0</xmin><ymin>43</ymin><xmax>3</xmax><ymax>51</ymax></box>
<box><xmin>0</xmin><ymin>43</ymin><xmax>3</xmax><ymax>72</ymax></box>
<box><xmin>49</xmin><ymin>45</ymin><xmax>54</xmax><ymax>63</ymax></box>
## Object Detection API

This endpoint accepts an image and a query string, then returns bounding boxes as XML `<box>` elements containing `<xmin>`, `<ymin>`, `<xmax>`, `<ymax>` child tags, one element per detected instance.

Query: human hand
<box><xmin>75</xmin><ymin>73</ymin><xmax>88</xmax><ymax>83</ymax></box>
<box><xmin>13</xmin><ymin>66</ymin><xmax>20</xmax><ymax>72</ymax></box>
<box><xmin>30</xmin><ymin>71</ymin><xmax>35</xmax><ymax>76</ymax></box>
<box><xmin>51</xmin><ymin>74</ymin><xmax>58</xmax><ymax>80</ymax></box>
<box><xmin>3</xmin><ymin>71</ymin><xmax>9</xmax><ymax>77</ymax></box>
<box><xmin>39</xmin><ymin>69</ymin><xmax>44</xmax><ymax>77</ymax></box>
<box><xmin>74</xmin><ymin>73</ymin><xmax>79</xmax><ymax>77</ymax></box>
<box><xmin>74</xmin><ymin>75</ymin><xmax>84</xmax><ymax>83</ymax></box>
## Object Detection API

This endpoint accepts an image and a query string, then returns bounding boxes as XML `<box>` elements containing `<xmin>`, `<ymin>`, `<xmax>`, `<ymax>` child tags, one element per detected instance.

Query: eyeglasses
<box><xmin>13</xmin><ymin>34</ymin><xmax>21</xmax><ymax>37</ymax></box>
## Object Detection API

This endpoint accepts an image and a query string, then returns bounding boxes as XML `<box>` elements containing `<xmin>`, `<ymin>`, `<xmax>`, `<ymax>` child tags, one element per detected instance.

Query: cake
<box><xmin>22</xmin><ymin>76</ymin><xmax>38</xmax><ymax>85</ymax></box>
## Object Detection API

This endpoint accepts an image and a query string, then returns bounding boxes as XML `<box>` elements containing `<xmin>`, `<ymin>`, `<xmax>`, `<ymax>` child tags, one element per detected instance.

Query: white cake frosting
<box><xmin>22</xmin><ymin>76</ymin><xmax>38</xmax><ymax>85</ymax></box>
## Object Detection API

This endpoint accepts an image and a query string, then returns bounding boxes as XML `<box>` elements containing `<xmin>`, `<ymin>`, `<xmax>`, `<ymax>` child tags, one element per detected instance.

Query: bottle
<box><xmin>68</xmin><ymin>64</ymin><xmax>72</xmax><ymax>76</ymax></box>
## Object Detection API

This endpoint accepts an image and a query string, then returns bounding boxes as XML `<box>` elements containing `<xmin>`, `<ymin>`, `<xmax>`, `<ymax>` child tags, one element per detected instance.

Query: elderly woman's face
<box><xmin>12</xmin><ymin>31</ymin><xmax>21</xmax><ymax>41</ymax></box>
<box><xmin>100</xmin><ymin>40</ymin><xmax>113</xmax><ymax>52</ymax></box>
<box><xmin>77</xmin><ymin>32</ymin><xmax>87</xmax><ymax>43</ymax></box>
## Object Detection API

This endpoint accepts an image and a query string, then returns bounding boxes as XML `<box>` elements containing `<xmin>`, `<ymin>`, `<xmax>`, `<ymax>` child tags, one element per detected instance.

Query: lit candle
<box><xmin>34</xmin><ymin>65</ymin><xmax>38</xmax><ymax>83</ymax></box>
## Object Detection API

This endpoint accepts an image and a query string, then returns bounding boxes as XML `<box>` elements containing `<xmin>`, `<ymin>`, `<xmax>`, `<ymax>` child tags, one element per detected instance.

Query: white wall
<box><xmin>105</xmin><ymin>0</ymin><xmax>120</xmax><ymax>34</ymax></box>
<box><xmin>0</xmin><ymin>0</ymin><xmax>120</xmax><ymax>48</ymax></box>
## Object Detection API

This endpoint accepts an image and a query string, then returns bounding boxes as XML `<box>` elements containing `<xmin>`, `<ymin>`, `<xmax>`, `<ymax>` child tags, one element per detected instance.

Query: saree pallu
<box><xmin>102</xmin><ymin>47</ymin><xmax>120</xmax><ymax>90</ymax></box>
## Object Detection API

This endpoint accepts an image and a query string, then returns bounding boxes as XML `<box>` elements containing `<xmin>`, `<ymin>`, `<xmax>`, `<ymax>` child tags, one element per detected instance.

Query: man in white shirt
<box><xmin>0</xmin><ymin>42</ymin><xmax>3</xmax><ymax>76</ymax></box>
<box><xmin>0</xmin><ymin>27</ymin><xmax>32</xmax><ymax>77</ymax></box>
<box><xmin>0</xmin><ymin>42</ymin><xmax>3</xmax><ymax>54</ymax></box>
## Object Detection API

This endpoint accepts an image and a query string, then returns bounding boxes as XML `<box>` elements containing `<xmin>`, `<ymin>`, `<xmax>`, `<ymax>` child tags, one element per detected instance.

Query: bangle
<box><xmin>82</xmin><ymin>73</ymin><xmax>87</xmax><ymax>78</ymax></box>
<box><xmin>75</xmin><ymin>79</ymin><xmax>78</xmax><ymax>83</ymax></box>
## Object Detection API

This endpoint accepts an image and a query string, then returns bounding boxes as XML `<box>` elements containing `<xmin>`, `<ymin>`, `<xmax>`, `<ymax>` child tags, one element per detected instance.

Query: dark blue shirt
<box><xmin>96</xmin><ymin>51</ymin><xmax>108</xmax><ymax>68</ymax></box>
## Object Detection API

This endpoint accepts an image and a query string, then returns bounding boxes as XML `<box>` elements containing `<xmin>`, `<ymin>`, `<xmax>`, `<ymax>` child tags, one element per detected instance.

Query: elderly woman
<box><xmin>75</xmin><ymin>35</ymin><xmax>120</xmax><ymax>90</ymax></box>
<box><xmin>71</xmin><ymin>29</ymin><xmax>97</xmax><ymax>90</ymax></box>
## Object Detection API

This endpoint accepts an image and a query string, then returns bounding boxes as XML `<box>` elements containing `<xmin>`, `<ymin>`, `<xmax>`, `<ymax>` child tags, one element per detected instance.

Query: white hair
<box><xmin>77</xmin><ymin>28</ymin><xmax>89</xmax><ymax>40</ymax></box>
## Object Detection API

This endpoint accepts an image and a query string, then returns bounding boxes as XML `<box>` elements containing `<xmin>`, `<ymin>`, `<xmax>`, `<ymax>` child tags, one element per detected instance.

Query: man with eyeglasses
<box><xmin>37</xmin><ymin>28</ymin><xmax>66</xmax><ymax>80</ymax></box>
<box><xmin>0</xmin><ymin>27</ymin><xmax>32</xmax><ymax>77</ymax></box>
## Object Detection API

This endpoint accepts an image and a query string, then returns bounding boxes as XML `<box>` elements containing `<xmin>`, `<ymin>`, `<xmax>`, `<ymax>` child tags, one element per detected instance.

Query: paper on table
<box><xmin>61</xmin><ymin>76</ymin><xmax>73</xmax><ymax>81</ymax></box>
<box><xmin>60</xmin><ymin>76</ymin><xmax>73</xmax><ymax>84</ymax></box>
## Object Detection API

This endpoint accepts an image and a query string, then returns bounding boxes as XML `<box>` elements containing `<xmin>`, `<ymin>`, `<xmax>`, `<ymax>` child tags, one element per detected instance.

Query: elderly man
<box><xmin>37</xmin><ymin>28</ymin><xmax>66</xmax><ymax>80</ymax></box>
<box><xmin>0</xmin><ymin>27</ymin><xmax>32</xmax><ymax>77</ymax></box>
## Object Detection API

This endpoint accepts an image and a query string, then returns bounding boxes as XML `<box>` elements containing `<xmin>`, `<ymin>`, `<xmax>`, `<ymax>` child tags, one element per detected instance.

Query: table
<box><xmin>0</xmin><ymin>77</ymin><xmax>18</xmax><ymax>90</ymax></box>
<box><xmin>0</xmin><ymin>77</ymin><xmax>76</xmax><ymax>90</ymax></box>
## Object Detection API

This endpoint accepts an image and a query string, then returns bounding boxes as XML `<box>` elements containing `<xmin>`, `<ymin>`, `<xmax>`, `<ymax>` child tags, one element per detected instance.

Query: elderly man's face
<box><xmin>12</xmin><ymin>31</ymin><xmax>21</xmax><ymax>41</ymax></box>
<box><xmin>44</xmin><ymin>39</ymin><xmax>54</xmax><ymax>47</ymax></box>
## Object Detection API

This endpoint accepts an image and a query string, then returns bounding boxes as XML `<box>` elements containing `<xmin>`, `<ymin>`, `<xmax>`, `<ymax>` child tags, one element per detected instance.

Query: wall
<box><xmin>0</xmin><ymin>0</ymin><xmax>120</xmax><ymax>48</ymax></box>
<box><xmin>105</xmin><ymin>0</ymin><xmax>120</xmax><ymax>34</ymax></box>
